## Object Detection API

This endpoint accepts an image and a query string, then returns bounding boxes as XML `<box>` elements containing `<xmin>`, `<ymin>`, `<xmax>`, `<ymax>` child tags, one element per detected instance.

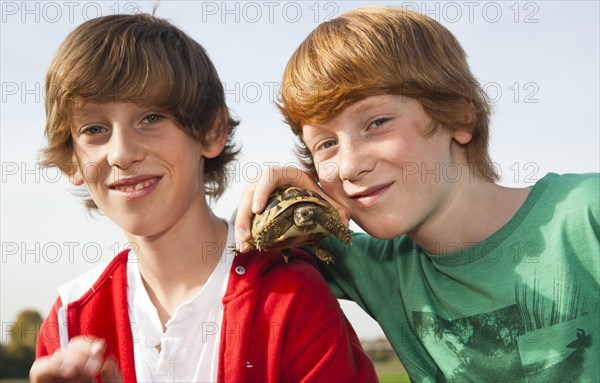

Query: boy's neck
<box><xmin>409</xmin><ymin>178</ymin><xmax>531</xmax><ymax>255</ymax></box>
<box><xmin>126</xmin><ymin>204</ymin><xmax>229</xmax><ymax>327</ymax></box>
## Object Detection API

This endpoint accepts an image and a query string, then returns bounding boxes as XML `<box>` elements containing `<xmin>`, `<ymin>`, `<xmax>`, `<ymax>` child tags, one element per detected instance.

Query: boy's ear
<box><xmin>201</xmin><ymin>107</ymin><xmax>229</xmax><ymax>159</ymax></box>
<box><xmin>453</xmin><ymin>98</ymin><xmax>475</xmax><ymax>144</ymax></box>
<box><xmin>453</xmin><ymin>129</ymin><xmax>473</xmax><ymax>145</ymax></box>
<box><xmin>71</xmin><ymin>167</ymin><xmax>85</xmax><ymax>186</ymax></box>
<box><xmin>69</xmin><ymin>156</ymin><xmax>85</xmax><ymax>186</ymax></box>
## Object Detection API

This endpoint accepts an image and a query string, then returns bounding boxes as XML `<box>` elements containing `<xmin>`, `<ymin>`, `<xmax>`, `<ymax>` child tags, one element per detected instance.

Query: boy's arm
<box><xmin>35</xmin><ymin>299</ymin><xmax>62</xmax><ymax>359</ymax></box>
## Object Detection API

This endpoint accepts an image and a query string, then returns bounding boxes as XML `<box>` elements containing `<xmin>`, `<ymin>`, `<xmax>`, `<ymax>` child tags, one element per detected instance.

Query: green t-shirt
<box><xmin>320</xmin><ymin>173</ymin><xmax>599</xmax><ymax>382</ymax></box>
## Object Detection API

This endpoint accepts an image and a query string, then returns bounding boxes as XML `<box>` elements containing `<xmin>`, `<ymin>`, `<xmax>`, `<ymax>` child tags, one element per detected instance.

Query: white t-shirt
<box><xmin>127</xmin><ymin>223</ymin><xmax>235</xmax><ymax>382</ymax></box>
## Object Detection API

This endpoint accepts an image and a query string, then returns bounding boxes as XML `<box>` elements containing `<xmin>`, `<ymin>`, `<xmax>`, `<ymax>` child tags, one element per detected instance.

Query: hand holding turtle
<box><xmin>234</xmin><ymin>165</ymin><xmax>351</xmax><ymax>255</ymax></box>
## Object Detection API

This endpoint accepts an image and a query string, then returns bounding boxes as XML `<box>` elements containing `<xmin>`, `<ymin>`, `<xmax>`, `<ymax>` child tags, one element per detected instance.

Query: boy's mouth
<box><xmin>109</xmin><ymin>176</ymin><xmax>162</xmax><ymax>193</ymax></box>
<box><xmin>348</xmin><ymin>183</ymin><xmax>393</xmax><ymax>207</ymax></box>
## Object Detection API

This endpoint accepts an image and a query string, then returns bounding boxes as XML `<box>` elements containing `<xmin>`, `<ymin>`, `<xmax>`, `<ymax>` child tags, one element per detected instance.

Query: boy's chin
<box><xmin>370</xmin><ymin>231</ymin><xmax>404</xmax><ymax>241</ymax></box>
<box><xmin>354</xmin><ymin>219</ymin><xmax>405</xmax><ymax>240</ymax></box>
<box><xmin>110</xmin><ymin>217</ymin><xmax>162</xmax><ymax>239</ymax></box>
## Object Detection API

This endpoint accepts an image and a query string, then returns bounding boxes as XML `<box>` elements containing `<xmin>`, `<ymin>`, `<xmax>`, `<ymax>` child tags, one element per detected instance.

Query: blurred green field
<box><xmin>379</xmin><ymin>375</ymin><xmax>411</xmax><ymax>383</ymax></box>
<box><xmin>374</xmin><ymin>354</ymin><xmax>410</xmax><ymax>383</ymax></box>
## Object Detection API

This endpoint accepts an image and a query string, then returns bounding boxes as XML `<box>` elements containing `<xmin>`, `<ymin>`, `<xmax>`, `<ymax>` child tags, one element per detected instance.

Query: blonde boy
<box><xmin>30</xmin><ymin>13</ymin><xmax>377</xmax><ymax>383</ymax></box>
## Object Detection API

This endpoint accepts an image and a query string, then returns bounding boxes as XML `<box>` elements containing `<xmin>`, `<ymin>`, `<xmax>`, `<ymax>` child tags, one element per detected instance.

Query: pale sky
<box><xmin>1</xmin><ymin>1</ymin><xmax>599</xmax><ymax>342</ymax></box>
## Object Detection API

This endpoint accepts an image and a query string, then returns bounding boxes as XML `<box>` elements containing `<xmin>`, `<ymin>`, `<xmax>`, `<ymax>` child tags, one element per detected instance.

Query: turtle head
<box><xmin>294</xmin><ymin>205</ymin><xmax>318</xmax><ymax>228</ymax></box>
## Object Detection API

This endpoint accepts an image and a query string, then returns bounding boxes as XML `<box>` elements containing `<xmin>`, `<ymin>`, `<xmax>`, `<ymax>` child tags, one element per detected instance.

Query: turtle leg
<box><xmin>317</xmin><ymin>215</ymin><xmax>352</xmax><ymax>244</ymax></box>
<box><xmin>313</xmin><ymin>244</ymin><xmax>335</xmax><ymax>264</ymax></box>
<box><xmin>228</xmin><ymin>241</ymin><xmax>256</xmax><ymax>256</ymax></box>
<box><xmin>281</xmin><ymin>249</ymin><xmax>290</xmax><ymax>263</ymax></box>
<box><xmin>254</xmin><ymin>215</ymin><xmax>294</xmax><ymax>251</ymax></box>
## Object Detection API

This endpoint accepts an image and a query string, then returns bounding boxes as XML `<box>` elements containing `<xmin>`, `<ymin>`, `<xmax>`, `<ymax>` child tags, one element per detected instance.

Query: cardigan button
<box><xmin>235</xmin><ymin>266</ymin><xmax>246</xmax><ymax>275</ymax></box>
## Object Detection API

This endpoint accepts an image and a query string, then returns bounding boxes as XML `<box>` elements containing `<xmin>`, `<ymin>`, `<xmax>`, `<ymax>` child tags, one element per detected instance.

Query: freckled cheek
<box><xmin>317</xmin><ymin>162</ymin><xmax>344</xmax><ymax>201</ymax></box>
<box><xmin>316</xmin><ymin>160</ymin><xmax>339</xmax><ymax>183</ymax></box>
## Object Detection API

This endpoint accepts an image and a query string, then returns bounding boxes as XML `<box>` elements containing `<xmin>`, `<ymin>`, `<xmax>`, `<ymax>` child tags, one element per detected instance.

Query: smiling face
<box><xmin>302</xmin><ymin>94</ymin><xmax>472</xmax><ymax>240</ymax></box>
<box><xmin>70</xmin><ymin>102</ymin><xmax>225</xmax><ymax>237</ymax></box>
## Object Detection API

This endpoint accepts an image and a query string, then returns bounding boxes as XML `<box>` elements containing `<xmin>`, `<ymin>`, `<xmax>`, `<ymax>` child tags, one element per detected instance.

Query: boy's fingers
<box><xmin>66</xmin><ymin>336</ymin><xmax>105</xmax><ymax>356</ymax></box>
<box><xmin>234</xmin><ymin>169</ymin><xmax>283</xmax><ymax>250</ymax></box>
<box><xmin>251</xmin><ymin>165</ymin><xmax>313</xmax><ymax>211</ymax></box>
<box><xmin>30</xmin><ymin>355</ymin><xmax>98</xmax><ymax>383</ymax></box>
<box><xmin>234</xmin><ymin>183</ymin><xmax>257</xmax><ymax>247</ymax></box>
<box><xmin>251</xmin><ymin>174</ymin><xmax>279</xmax><ymax>213</ymax></box>
<box><xmin>100</xmin><ymin>357</ymin><xmax>123</xmax><ymax>383</ymax></box>
<box><xmin>272</xmin><ymin>166</ymin><xmax>319</xmax><ymax>192</ymax></box>
<box><xmin>30</xmin><ymin>356</ymin><xmax>75</xmax><ymax>383</ymax></box>
<box><xmin>273</xmin><ymin>168</ymin><xmax>352</xmax><ymax>227</ymax></box>
<box><xmin>61</xmin><ymin>337</ymin><xmax>105</xmax><ymax>375</ymax></box>
<box><xmin>30</xmin><ymin>337</ymin><xmax>107</xmax><ymax>383</ymax></box>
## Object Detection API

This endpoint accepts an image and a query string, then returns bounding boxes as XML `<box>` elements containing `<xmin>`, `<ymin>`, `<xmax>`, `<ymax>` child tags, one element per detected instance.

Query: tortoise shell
<box><xmin>249</xmin><ymin>186</ymin><xmax>351</xmax><ymax>262</ymax></box>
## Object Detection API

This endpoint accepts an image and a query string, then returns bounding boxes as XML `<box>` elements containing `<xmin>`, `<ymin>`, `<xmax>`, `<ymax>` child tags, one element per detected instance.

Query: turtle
<box><xmin>244</xmin><ymin>186</ymin><xmax>351</xmax><ymax>263</ymax></box>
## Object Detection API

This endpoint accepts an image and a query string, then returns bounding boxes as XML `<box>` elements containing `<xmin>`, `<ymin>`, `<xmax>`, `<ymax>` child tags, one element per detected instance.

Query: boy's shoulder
<box><xmin>231</xmin><ymin>248</ymin><xmax>320</xmax><ymax>282</ymax></box>
<box><xmin>538</xmin><ymin>172</ymin><xmax>599</xmax><ymax>193</ymax></box>
<box><xmin>527</xmin><ymin>173</ymin><xmax>599</xmax><ymax>246</ymax></box>
<box><xmin>234</xmin><ymin>248</ymin><xmax>345</xmax><ymax>323</ymax></box>
<box><xmin>535</xmin><ymin>172</ymin><xmax>599</xmax><ymax>209</ymax></box>
<box><xmin>228</xmin><ymin>248</ymin><xmax>333</xmax><ymax>300</ymax></box>
<box><xmin>57</xmin><ymin>250</ymin><xmax>130</xmax><ymax>308</ymax></box>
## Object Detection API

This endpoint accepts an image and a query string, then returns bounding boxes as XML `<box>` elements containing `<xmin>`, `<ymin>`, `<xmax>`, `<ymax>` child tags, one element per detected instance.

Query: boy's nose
<box><xmin>337</xmin><ymin>140</ymin><xmax>374</xmax><ymax>182</ymax></box>
<box><xmin>106</xmin><ymin>129</ymin><xmax>144</xmax><ymax>170</ymax></box>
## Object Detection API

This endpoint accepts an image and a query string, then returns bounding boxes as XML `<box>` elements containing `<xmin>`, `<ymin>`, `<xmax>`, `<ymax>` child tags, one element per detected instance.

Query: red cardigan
<box><xmin>36</xmin><ymin>249</ymin><xmax>378</xmax><ymax>382</ymax></box>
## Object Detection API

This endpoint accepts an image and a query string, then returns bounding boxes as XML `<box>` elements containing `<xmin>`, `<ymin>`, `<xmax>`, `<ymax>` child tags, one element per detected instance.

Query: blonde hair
<box><xmin>278</xmin><ymin>7</ymin><xmax>497</xmax><ymax>181</ymax></box>
<box><xmin>41</xmin><ymin>13</ymin><xmax>239</xmax><ymax>210</ymax></box>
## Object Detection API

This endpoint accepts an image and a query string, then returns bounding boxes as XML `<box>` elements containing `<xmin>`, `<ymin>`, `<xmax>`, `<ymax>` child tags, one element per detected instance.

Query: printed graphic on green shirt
<box><xmin>413</xmin><ymin>281</ymin><xmax>596</xmax><ymax>382</ymax></box>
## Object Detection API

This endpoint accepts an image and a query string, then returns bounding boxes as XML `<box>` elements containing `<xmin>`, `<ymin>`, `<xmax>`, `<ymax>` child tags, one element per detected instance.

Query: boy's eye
<box><xmin>318</xmin><ymin>139</ymin><xmax>338</xmax><ymax>151</ymax></box>
<box><xmin>142</xmin><ymin>114</ymin><xmax>164</xmax><ymax>124</ymax></box>
<box><xmin>370</xmin><ymin>118</ymin><xmax>389</xmax><ymax>128</ymax></box>
<box><xmin>81</xmin><ymin>125</ymin><xmax>107</xmax><ymax>136</ymax></box>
